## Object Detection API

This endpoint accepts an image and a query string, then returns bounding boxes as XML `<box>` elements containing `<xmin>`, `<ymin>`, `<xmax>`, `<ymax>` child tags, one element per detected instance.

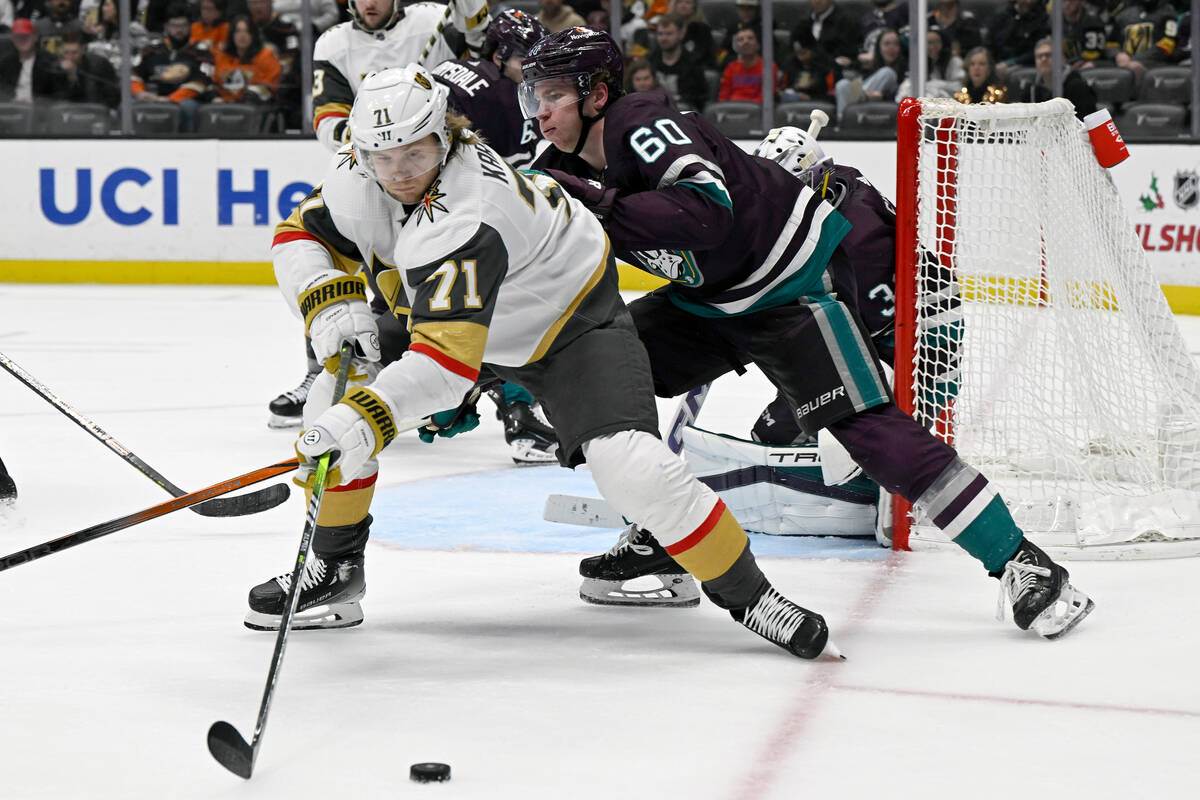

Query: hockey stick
<box><xmin>544</xmin><ymin>383</ymin><xmax>712</xmax><ymax>527</ymax></box>
<box><xmin>0</xmin><ymin>458</ymin><xmax>300</xmax><ymax>573</ymax></box>
<box><xmin>208</xmin><ymin>343</ymin><xmax>355</xmax><ymax>780</ymax></box>
<box><xmin>419</xmin><ymin>1</ymin><xmax>455</xmax><ymax>63</ymax></box>
<box><xmin>664</xmin><ymin>382</ymin><xmax>711</xmax><ymax>455</ymax></box>
<box><xmin>0</xmin><ymin>350</ymin><xmax>290</xmax><ymax>518</ymax></box>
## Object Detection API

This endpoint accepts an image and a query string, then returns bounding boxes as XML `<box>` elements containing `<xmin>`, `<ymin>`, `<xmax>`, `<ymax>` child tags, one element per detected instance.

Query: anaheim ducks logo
<box><xmin>414</xmin><ymin>179</ymin><xmax>448</xmax><ymax>224</ymax></box>
<box><xmin>414</xmin><ymin>71</ymin><xmax>432</xmax><ymax>90</ymax></box>
<box><xmin>156</xmin><ymin>63</ymin><xmax>191</xmax><ymax>82</ymax></box>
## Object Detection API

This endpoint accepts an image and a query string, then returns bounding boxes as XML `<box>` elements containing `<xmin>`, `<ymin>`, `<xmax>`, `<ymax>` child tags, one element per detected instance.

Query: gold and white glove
<box><xmin>298</xmin><ymin>270</ymin><xmax>381</xmax><ymax>373</ymax></box>
<box><xmin>294</xmin><ymin>387</ymin><xmax>398</xmax><ymax>489</ymax></box>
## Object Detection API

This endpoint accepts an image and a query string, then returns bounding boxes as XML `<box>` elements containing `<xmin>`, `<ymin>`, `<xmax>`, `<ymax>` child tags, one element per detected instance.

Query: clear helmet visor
<box><xmin>517</xmin><ymin>75</ymin><xmax>584</xmax><ymax>119</ymax></box>
<box><xmin>359</xmin><ymin>139</ymin><xmax>448</xmax><ymax>184</ymax></box>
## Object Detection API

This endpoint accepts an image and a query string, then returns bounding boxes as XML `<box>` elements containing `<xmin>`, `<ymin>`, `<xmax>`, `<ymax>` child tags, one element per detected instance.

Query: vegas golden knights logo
<box><xmin>373</xmin><ymin>107</ymin><xmax>392</xmax><ymax>127</ymax></box>
<box><xmin>414</xmin><ymin>72</ymin><xmax>432</xmax><ymax>90</ymax></box>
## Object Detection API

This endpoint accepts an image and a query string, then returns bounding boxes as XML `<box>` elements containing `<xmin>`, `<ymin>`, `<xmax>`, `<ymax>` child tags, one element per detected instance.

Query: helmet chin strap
<box><xmin>571</xmin><ymin>110</ymin><xmax>600</xmax><ymax>157</ymax></box>
<box><xmin>570</xmin><ymin>90</ymin><xmax>610</xmax><ymax>157</ymax></box>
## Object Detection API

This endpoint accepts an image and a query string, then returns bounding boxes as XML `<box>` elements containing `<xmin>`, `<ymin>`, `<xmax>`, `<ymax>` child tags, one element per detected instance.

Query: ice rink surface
<box><xmin>1</xmin><ymin>285</ymin><xmax>1198</xmax><ymax>799</ymax></box>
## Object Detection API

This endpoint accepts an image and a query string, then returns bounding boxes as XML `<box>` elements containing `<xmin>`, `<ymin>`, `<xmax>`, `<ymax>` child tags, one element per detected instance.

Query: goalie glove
<box><xmin>543</xmin><ymin>169</ymin><xmax>617</xmax><ymax>221</ymax></box>
<box><xmin>298</xmin><ymin>270</ymin><xmax>381</xmax><ymax>373</ymax></box>
<box><xmin>294</xmin><ymin>387</ymin><xmax>398</xmax><ymax>489</ymax></box>
<box><xmin>451</xmin><ymin>0</ymin><xmax>491</xmax><ymax>51</ymax></box>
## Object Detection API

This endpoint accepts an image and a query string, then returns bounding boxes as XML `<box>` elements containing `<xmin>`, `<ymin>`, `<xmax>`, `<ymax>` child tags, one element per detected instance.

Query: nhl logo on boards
<box><xmin>1174</xmin><ymin>170</ymin><xmax>1199</xmax><ymax>211</ymax></box>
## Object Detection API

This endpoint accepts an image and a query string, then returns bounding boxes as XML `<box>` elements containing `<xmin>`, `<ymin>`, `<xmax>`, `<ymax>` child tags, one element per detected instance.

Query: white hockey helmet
<box><xmin>754</xmin><ymin>125</ymin><xmax>834</xmax><ymax>188</ymax></box>
<box><xmin>350</xmin><ymin>66</ymin><xmax>452</xmax><ymax>182</ymax></box>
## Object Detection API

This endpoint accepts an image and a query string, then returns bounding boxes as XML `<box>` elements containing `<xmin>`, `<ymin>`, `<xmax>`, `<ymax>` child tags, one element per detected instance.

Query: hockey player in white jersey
<box><xmin>268</xmin><ymin>0</ymin><xmax>490</xmax><ymax>429</ymax></box>
<box><xmin>247</xmin><ymin>65</ymin><xmax>842</xmax><ymax>661</ymax></box>
<box><xmin>312</xmin><ymin>0</ymin><xmax>492</xmax><ymax>153</ymax></box>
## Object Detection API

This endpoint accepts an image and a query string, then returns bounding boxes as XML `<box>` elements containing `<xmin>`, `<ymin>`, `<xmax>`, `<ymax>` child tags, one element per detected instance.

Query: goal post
<box><xmin>892</xmin><ymin>97</ymin><xmax>1200</xmax><ymax>560</ymax></box>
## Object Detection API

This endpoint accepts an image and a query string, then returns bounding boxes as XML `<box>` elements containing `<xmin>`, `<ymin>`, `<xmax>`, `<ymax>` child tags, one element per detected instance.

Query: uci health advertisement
<box><xmin>1</xmin><ymin>138</ymin><xmax>1197</xmax><ymax>305</ymax></box>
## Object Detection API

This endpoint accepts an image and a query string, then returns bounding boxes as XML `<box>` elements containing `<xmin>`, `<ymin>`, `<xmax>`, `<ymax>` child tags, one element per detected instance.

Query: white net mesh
<box><xmin>901</xmin><ymin>98</ymin><xmax>1200</xmax><ymax>557</ymax></box>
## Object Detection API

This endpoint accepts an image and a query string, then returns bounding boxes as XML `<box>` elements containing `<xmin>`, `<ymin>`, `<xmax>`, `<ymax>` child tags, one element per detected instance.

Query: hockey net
<box><xmin>893</xmin><ymin>97</ymin><xmax>1200</xmax><ymax>559</ymax></box>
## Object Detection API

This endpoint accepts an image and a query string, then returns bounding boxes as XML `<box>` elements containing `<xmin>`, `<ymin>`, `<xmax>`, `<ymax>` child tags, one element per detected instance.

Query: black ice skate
<box><xmin>0</xmin><ymin>456</ymin><xmax>15</xmax><ymax>507</ymax></box>
<box><xmin>731</xmin><ymin>586</ymin><xmax>841</xmax><ymax>660</ymax></box>
<box><xmin>489</xmin><ymin>387</ymin><xmax>559</xmax><ymax>464</ymax></box>
<box><xmin>578</xmin><ymin>525</ymin><xmax>700</xmax><ymax>607</ymax></box>
<box><xmin>244</xmin><ymin>552</ymin><xmax>365</xmax><ymax>631</ymax></box>
<box><xmin>993</xmin><ymin>538</ymin><xmax>1094</xmax><ymax>640</ymax></box>
<box><xmin>267</xmin><ymin>368</ymin><xmax>320</xmax><ymax>429</ymax></box>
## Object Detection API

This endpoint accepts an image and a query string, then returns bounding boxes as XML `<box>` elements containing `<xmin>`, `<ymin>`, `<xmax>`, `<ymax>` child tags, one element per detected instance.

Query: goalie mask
<box><xmin>754</xmin><ymin>126</ymin><xmax>834</xmax><ymax>189</ymax></box>
<box><xmin>350</xmin><ymin>66</ymin><xmax>451</xmax><ymax>186</ymax></box>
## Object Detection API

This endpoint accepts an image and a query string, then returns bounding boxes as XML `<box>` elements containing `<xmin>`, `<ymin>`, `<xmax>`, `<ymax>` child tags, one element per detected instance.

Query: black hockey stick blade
<box><xmin>1</xmin><ymin>350</ymin><xmax>287</xmax><ymax>519</ymax></box>
<box><xmin>207</xmin><ymin>721</ymin><xmax>254</xmax><ymax>779</ymax></box>
<box><xmin>190</xmin><ymin>482</ymin><xmax>291</xmax><ymax>517</ymax></box>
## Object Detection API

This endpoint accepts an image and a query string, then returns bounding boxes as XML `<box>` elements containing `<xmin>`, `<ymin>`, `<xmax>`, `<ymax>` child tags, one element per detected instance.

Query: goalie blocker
<box><xmin>578</xmin><ymin>425</ymin><xmax>883</xmax><ymax>607</ymax></box>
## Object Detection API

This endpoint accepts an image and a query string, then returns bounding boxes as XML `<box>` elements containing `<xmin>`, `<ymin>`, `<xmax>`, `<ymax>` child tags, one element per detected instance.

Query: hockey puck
<box><xmin>410</xmin><ymin>762</ymin><xmax>451</xmax><ymax>783</ymax></box>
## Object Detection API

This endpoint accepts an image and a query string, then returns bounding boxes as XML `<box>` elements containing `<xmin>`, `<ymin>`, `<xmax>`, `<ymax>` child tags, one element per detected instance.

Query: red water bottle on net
<box><xmin>1083</xmin><ymin>108</ymin><xmax>1130</xmax><ymax>168</ymax></box>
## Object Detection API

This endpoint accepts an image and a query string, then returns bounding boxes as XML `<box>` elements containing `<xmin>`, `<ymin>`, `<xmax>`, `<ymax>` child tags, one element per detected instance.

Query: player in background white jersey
<box><xmin>311</xmin><ymin>0</ymin><xmax>490</xmax><ymax>153</ymax></box>
<box><xmin>246</xmin><ymin>65</ymin><xmax>841</xmax><ymax>661</ymax></box>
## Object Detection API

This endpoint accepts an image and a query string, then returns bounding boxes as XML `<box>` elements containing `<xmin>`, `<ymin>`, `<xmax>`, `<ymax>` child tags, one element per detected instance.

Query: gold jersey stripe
<box><xmin>529</xmin><ymin>238</ymin><xmax>612</xmax><ymax>364</ymax></box>
<box><xmin>667</xmin><ymin>506</ymin><xmax>748</xmax><ymax>582</ymax></box>
<box><xmin>410</xmin><ymin>320</ymin><xmax>489</xmax><ymax>375</ymax></box>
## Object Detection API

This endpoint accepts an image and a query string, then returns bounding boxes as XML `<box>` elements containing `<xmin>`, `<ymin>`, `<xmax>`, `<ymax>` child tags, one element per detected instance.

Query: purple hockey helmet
<box><xmin>483</xmin><ymin>9</ymin><xmax>549</xmax><ymax>62</ymax></box>
<box><xmin>518</xmin><ymin>26</ymin><xmax>624</xmax><ymax>118</ymax></box>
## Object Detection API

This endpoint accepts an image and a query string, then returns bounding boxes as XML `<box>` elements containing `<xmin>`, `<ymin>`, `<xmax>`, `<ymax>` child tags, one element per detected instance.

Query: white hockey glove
<box><xmin>294</xmin><ymin>387</ymin><xmax>399</xmax><ymax>490</ymax></box>
<box><xmin>298</xmin><ymin>270</ymin><xmax>381</xmax><ymax>374</ymax></box>
<box><xmin>451</xmin><ymin>0</ymin><xmax>491</xmax><ymax>51</ymax></box>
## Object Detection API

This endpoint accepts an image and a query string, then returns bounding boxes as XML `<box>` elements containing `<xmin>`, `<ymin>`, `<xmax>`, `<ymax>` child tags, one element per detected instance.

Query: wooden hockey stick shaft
<box><xmin>0</xmin><ymin>350</ymin><xmax>290</xmax><ymax>518</ymax></box>
<box><xmin>419</xmin><ymin>2</ymin><xmax>455</xmax><ymax>63</ymax></box>
<box><xmin>0</xmin><ymin>458</ymin><xmax>300</xmax><ymax>573</ymax></box>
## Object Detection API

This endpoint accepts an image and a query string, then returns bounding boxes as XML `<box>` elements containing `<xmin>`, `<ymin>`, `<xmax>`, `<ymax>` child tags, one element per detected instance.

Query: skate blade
<box><xmin>509</xmin><ymin>438</ymin><xmax>559</xmax><ymax>465</ymax></box>
<box><xmin>267</xmin><ymin>414</ymin><xmax>303</xmax><ymax>430</ymax></box>
<box><xmin>820</xmin><ymin>637</ymin><xmax>847</xmax><ymax>661</ymax></box>
<box><xmin>579</xmin><ymin>576</ymin><xmax>701</xmax><ymax>608</ymax></box>
<box><xmin>244</xmin><ymin>601</ymin><xmax>364</xmax><ymax>631</ymax></box>
<box><xmin>1032</xmin><ymin>583</ymin><xmax>1095</xmax><ymax>640</ymax></box>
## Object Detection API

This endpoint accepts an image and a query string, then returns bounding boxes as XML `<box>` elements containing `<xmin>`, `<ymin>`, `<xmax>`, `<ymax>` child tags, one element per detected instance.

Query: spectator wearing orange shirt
<box><xmin>718</xmin><ymin>26</ymin><xmax>782</xmax><ymax>103</ymax></box>
<box><xmin>190</xmin><ymin>0</ymin><xmax>229</xmax><ymax>53</ymax></box>
<box><xmin>210</xmin><ymin>13</ymin><xmax>281</xmax><ymax>104</ymax></box>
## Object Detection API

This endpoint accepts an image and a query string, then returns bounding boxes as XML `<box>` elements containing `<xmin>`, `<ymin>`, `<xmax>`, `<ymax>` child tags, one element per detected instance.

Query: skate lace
<box><xmin>604</xmin><ymin>525</ymin><xmax>654</xmax><ymax>558</ymax></box>
<box><xmin>282</xmin><ymin>370</ymin><xmax>320</xmax><ymax>404</ymax></box>
<box><xmin>995</xmin><ymin>558</ymin><xmax>1052</xmax><ymax>621</ymax></box>
<box><xmin>273</xmin><ymin>556</ymin><xmax>327</xmax><ymax>593</ymax></box>
<box><xmin>742</xmin><ymin>588</ymin><xmax>805</xmax><ymax>644</ymax></box>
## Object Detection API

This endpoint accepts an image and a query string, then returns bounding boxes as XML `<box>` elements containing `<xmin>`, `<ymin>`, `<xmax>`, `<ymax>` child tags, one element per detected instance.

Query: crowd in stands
<box><xmin>0</xmin><ymin>0</ymin><xmax>1195</xmax><ymax>137</ymax></box>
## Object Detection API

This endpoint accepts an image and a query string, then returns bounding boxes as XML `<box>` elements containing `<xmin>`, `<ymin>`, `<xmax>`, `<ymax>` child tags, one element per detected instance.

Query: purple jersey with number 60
<box><xmin>536</xmin><ymin>89</ymin><xmax>850</xmax><ymax>317</ymax></box>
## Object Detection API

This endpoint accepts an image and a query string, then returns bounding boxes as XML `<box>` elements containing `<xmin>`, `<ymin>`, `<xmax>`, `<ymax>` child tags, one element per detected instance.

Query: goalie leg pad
<box><xmin>681</xmin><ymin>426</ymin><xmax>878</xmax><ymax>537</ymax></box>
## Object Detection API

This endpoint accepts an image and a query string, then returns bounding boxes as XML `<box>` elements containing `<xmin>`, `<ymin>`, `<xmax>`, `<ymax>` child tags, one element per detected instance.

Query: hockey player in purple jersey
<box><xmin>521</xmin><ymin>27</ymin><xmax>1094</xmax><ymax>641</ymax></box>
<box><xmin>432</xmin><ymin>9</ymin><xmax>547</xmax><ymax>169</ymax></box>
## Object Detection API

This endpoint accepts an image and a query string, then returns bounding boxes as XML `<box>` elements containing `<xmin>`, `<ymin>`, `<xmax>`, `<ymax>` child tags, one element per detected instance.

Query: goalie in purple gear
<box><xmin>522</xmin><ymin>27</ymin><xmax>1093</xmax><ymax>640</ymax></box>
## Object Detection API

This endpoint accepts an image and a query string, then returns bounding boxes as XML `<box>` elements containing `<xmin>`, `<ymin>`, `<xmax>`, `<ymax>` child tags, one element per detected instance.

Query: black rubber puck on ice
<box><xmin>410</xmin><ymin>762</ymin><xmax>451</xmax><ymax>783</ymax></box>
